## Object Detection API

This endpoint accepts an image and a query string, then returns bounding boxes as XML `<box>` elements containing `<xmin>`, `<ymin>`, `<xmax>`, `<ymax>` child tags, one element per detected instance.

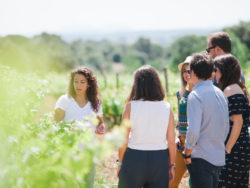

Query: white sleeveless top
<box><xmin>128</xmin><ymin>100</ymin><xmax>171</xmax><ymax>150</ymax></box>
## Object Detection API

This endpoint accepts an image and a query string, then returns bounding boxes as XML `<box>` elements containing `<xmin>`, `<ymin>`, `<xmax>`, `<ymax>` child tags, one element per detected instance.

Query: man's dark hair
<box><xmin>207</xmin><ymin>32</ymin><xmax>232</xmax><ymax>53</ymax></box>
<box><xmin>190</xmin><ymin>53</ymin><xmax>214</xmax><ymax>80</ymax></box>
<box><xmin>128</xmin><ymin>65</ymin><xmax>165</xmax><ymax>101</ymax></box>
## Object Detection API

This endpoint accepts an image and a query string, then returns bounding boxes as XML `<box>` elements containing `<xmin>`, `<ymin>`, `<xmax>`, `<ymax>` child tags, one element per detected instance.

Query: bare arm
<box><xmin>95</xmin><ymin>115</ymin><xmax>105</xmax><ymax>134</ymax></box>
<box><xmin>167</xmin><ymin>108</ymin><xmax>176</xmax><ymax>183</ymax></box>
<box><xmin>176</xmin><ymin>99</ymin><xmax>179</xmax><ymax>129</ymax></box>
<box><xmin>118</xmin><ymin>129</ymin><xmax>130</xmax><ymax>163</ymax></box>
<box><xmin>54</xmin><ymin>108</ymin><xmax>65</xmax><ymax>123</ymax></box>
<box><xmin>225</xmin><ymin>114</ymin><xmax>243</xmax><ymax>153</ymax></box>
<box><xmin>167</xmin><ymin>108</ymin><xmax>176</xmax><ymax>164</ymax></box>
<box><xmin>223</xmin><ymin>86</ymin><xmax>244</xmax><ymax>153</ymax></box>
<box><xmin>117</xmin><ymin>102</ymin><xmax>131</xmax><ymax>177</ymax></box>
<box><xmin>118</xmin><ymin>102</ymin><xmax>131</xmax><ymax>163</ymax></box>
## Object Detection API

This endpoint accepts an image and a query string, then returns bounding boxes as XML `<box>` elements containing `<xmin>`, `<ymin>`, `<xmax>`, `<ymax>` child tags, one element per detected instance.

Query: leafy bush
<box><xmin>0</xmin><ymin>66</ymin><xmax>125</xmax><ymax>188</ymax></box>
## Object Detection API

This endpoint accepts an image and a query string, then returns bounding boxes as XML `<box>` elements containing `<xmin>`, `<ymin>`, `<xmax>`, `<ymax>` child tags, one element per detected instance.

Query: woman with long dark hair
<box><xmin>54</xmin><ymin>67</ymin><xmax>104</xmax><ymax>134</ymax></box>
<box><xmin>117</xmin><ymin>65</ymin><xmax>176</xmax><ymax>188</ymax></box>
<box><xmin>54</xmin><ymin>67</ymin><xmax>104</xmax><ymax>188</ymax></box>
<box><xmin>214</xmin><ymin>55</ymin><xmax>249</xmax><ymax>188</ymax></box>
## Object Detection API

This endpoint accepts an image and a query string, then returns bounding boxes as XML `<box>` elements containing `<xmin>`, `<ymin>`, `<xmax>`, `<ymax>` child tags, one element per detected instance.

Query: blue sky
<box><xmin>0</xmin><ymin>0</ymin><xmax>249</xmax><ymax>36</ymax></box>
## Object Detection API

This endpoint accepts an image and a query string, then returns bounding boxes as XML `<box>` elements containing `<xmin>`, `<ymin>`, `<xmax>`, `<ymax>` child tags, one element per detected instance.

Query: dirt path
<box><xmin>96</xmin><ymin>151</ymin><xmax>189</xmax><ymax>188</ymax></box>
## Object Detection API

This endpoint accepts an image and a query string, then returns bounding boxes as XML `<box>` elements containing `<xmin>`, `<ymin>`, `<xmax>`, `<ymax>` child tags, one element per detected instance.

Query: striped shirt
<box><xmin>177</xmin><ymin>90</ymin><xmax>190</xmax><ymax>137</ymax></box>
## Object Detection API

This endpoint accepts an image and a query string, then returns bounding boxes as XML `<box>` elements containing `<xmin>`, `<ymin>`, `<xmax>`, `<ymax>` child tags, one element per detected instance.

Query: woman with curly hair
<box><xmin>54</xmin><ymin>66</ymin><xmax>104</xmax><ymax>133</ymax></box>
<box><xmin>54</xmin><ymin>67</ymin><xmax>104</xmax><ymax>188</ymax></box>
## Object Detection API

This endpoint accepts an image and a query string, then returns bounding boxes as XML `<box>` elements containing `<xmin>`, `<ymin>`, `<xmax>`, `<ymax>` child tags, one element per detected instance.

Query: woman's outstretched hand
<box><xmin>95</xmin><ymin>123</ymin><xmax>105</xmax><ymax>134</ymax></box>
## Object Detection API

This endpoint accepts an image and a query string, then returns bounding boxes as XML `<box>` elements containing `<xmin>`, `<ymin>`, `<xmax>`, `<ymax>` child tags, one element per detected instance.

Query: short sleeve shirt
<box><xmin>55</xmin><ymin>94</ymin><xmax>102</xmax><ymax>122</ymax></box>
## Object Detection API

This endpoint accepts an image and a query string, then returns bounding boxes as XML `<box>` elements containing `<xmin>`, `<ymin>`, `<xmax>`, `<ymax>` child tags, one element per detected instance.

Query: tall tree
<box><xmin>167</xmin><ymin>35</ymin><xmax>206</xmax><ymax>72</ymax></box>
<box><xmin>224</xmin><ymin>21</ymin><xmax>250</xmax><ymax>49</ymax></box>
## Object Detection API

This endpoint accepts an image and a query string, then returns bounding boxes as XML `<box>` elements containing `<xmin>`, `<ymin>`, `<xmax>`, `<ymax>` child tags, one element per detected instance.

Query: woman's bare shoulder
<box><xmin>224</xmin><ymin>84</ymin><xmax>244</xmax><ymax>97</ymax></box>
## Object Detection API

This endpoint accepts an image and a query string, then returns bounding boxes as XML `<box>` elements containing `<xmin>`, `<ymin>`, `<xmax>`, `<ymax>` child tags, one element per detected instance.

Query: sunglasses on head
<box><xmin>206</xmin><ymin>46</ymin><xmax>216</xmax><ymax>53</ymax></box>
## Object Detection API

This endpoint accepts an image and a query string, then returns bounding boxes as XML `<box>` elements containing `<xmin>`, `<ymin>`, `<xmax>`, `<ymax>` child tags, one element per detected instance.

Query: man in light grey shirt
<box><xmin>183</xmin><ymin>53</ymin><xmax>229</xmax><ymax>188</ymax></box>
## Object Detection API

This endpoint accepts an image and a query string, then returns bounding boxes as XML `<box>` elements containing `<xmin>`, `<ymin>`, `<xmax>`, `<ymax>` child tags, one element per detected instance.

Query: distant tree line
<box><xmin>0</xmin><ymin>21</ymin><xmax>249</xmax><ymax>73</ymax></box>
<box><xmin>168</xmin><ymin>21</ymin><xmax>250</xmax><ymax>71</ymax></box>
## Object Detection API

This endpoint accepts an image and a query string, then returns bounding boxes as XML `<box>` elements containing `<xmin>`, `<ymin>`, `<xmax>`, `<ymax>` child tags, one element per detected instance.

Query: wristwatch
<box><xmin>116</xmin><ymin>160</ymin><xmax>122</xmax><ymax>166</ymax></box>
<box><xmin>182</xmin><ymin>152</ymin><xmax>191</xmax><ymax>159</ymax></box>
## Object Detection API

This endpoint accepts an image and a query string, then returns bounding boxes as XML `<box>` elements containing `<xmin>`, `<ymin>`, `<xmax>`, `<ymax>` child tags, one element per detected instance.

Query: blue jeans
<box><xmin>187</xmin><ymin>158</ymin><xmax>222</xmax><ymax>188</ymax></box>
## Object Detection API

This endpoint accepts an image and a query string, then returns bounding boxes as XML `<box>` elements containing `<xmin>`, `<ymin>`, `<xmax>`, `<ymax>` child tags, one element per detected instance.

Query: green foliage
<box><xmin>70</xmin><ymin>40</ymin><xmax>112</xmax><ymax>73</ymax></box>
<box><xmin>134</xmin><ymin>38</ymin><xmax>151</xmax><ymax>56</ymax></box>
<box><xmin>102</xmin><ymin>91</ymin><xmax>125</xmax><ymax>128</ymax></box>
<box><xmin>224</xmin><ymin>30</ymin><xmax>249</xmax><ymax>68</ymax></box>
<box><xmin>0</xmin><ymin>66</ymin><xmax>48</xmax><ymax>133</ymax></box>
<box><xmin>33</xmin><ymin>32</ymin><xmax>77</xmax><ymax>71</ymax></box>
<box><xmin>224</xmin><ymin>21</ymin><xmax>250</xmax><ymax>49</ymax></box>
<box><xmin>0</xmin><ymin>65</ymin><xmax>124</xmax><ymax>188</ymax></box>
<box><xmin>0</xmin><ymin>33</ymin><xmax>76</xmax><ymax>73</ymax></box>
<box><xmin>167</xmin><ymin>35</ymin><xmax>207</xmax><ymax>72</ymax></box>
<box><xmin>122</xmin><ymin>55</ymin><xmax>142</xmax><ymax>71</ymax></box>
<box><xmin>2</xmin><ymin>62</ymin><xmax>249</xmax><ymax>187</ymax></box>
<box><xmin>113</xmin><ymin>54</ymin><xmax>121</xmax><ymax>62</ymax></box>
<box><xmin>244</xmin><ymin>67</ymin><xmax>250</xmax><ymax>94</ymax></box>
<box><xmin>150</xmin><ymin>43</ymin><xmax>164</xmax><ymax>60</ymax></box>
<box><xmin>133</xmin><ymin>37</ymin><xmax>165</xmax><ymax>62</ymax></box>
<box><xmin>147</xmin><ymin>59</ymin><xmax>166</xmax><ymax>70</ymax></box>
<box><xmin>1</xmin><ymin>23</ymin><xmax>250</xmax><ymax>186</ymax></box>
<box><xmin>223</xmin><ymin>21</ymin><xmax>250</xmax><ymax>68</ymax></box>
<box><xmin>1</xmin><ymin>21</ymin><xmax>249</xmax><ymax>74</ymax></box>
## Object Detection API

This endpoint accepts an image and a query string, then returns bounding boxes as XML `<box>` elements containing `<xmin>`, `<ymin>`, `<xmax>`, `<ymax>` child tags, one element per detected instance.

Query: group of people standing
<box><xmin>54</xmin><ymin>31</ymin><xmax>249</xmax><ymax>188</ymax></box>
<box><xmin>168</xmin><ymin>32</ymin><xmax>249</xmax><ymax>188</ymax></box>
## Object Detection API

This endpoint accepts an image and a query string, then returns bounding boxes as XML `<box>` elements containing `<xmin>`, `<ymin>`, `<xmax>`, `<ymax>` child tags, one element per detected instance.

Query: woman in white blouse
<box><xmin>117</xmin><ymin>65</ymin><xmax>176</xmax><ymax>188</ymax></box>
<box><xmin>54</xmin><ymin>66</ymin><xmax>104</xmax><ymax>134</ymax></box>
<box><xmin>54</xmin><ymin>67</ymin><xmax>104</xmax><ymax>188</ymax></box>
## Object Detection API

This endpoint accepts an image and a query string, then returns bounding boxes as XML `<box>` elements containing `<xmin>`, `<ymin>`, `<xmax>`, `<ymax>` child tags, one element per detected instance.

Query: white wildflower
<box><xmin>36</xmin><ymin>91</ymin><xmax>44</xmax><ymax>99</ymax></box>
<box><xmin>93</xmin><ymin>156</ymin><xmax>99</xmax><ymax>164</ymax></box>
<box><xmin>52</xmin><ymin>125</ymin><xmax>59</xmax><ymax>133</ymax></box>
<box><xmin>30</xmin><ymin>109</ymin><xmax>37</xmax><ymax>113</ymax></box>
<box><xmin>76</xmin><ymin>175</ymin><xmax>83</xmax><ymax>183</ymax></box>
<box><xmin>78</xmin><ymin>142</ymin><xmax>84</xmax><ymax>152</ymax></box>
<box><xmin>72</xmin><ymin>120</ymin><xmax>92</xmax><ymax>132</ymax></box>
<box><xmin>8</xmin><ymin>136</ymin><xmax>18</xmax><ymax>144</ymax></box>
<box><xmin>44</xmin><ymin>112</ymin><xmax>53</xmax><ymax>118</ymax></box>
<box><xmin>64</xmin><ymin>127</ymin><xmax>70</xmax><ymax>132</ymax></box>
<box><xmin>41</xmin><ymin>80</ymin><xmax>48</xmax><ymax>85</ymax></box>
<box><xmin>17</xmin><ymin>178</ymin><xmax>24</xmax><ymax>186</ymax></box>
<box><xmin>73</xmin><ymin>154</ymin><xmax>80</xmax><ymax>162</ymax></box>
<box><xmin>105</xmin><ymin>128</ymin><xmax>125</xmax><ymax>148</ymax></box>
<box><xmin>38</xmin><ymin>133</ymin><xmax>46</xmax><ymax>140</ymax></box>
<box><xmin>30</xmin><ymin>146</ymin><xmax>40</xmax><ymax>155</ymax></box>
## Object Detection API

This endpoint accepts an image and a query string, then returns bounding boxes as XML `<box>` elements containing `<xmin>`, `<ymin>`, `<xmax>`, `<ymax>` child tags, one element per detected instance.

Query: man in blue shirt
<box><xmin>183</xmin><ymin>53</ymin><xmax>229</xmax><ymax>188</ymax></box>
<box><xmin>206</xmin><ymin>32</ymin><xmax>245</xmax><ymax>85</ymax></box>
